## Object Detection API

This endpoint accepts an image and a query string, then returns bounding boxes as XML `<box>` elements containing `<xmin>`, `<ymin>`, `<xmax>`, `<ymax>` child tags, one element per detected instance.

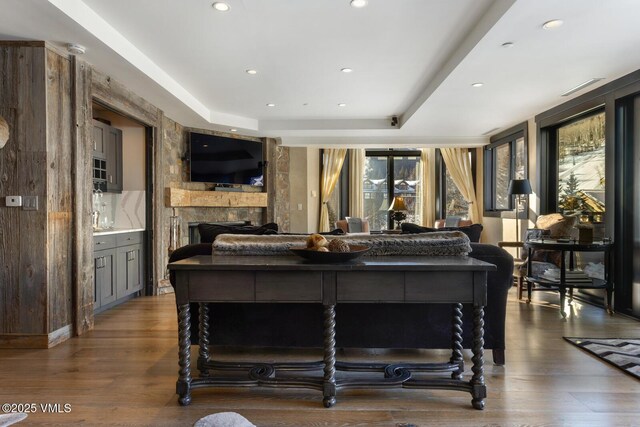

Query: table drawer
<box><xmin>337</xmin><ymin>272</ymin><xmax>404</xmax><ymax>302</ymax></box>
<box><xmin>93</xmin><ymin>235</ymin><xmax>116</xmax><ymax>251</ymax></box>
<box><xmin>189</xmin><ymin>271</ymin><xmax>255</xmax><ymax>301</ymax></box>
<box><xmin>405</xmin><ymin>272</ymin><xmax>473</xmax><ymax>303</ymax></box>
<box><xmin>116</xmin><ymin>231</ymin><xmax>143</xmax><ymax>246</ymax></box>
<box><xmin>256</xmin><ymin>272</ymin><xmax>322</xmax><ymax>301</ymax></box>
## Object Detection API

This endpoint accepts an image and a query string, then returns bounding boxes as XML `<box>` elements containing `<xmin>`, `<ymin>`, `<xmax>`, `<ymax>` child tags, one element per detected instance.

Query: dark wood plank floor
<box><xmin>0</xmin><ymin>289</ymin><xmax>639</xmax><ymax>426</ymax></box>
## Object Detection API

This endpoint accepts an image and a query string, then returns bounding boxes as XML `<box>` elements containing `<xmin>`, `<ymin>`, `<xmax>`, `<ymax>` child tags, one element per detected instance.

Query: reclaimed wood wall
<box><xmin>45</xmin><ymin>48</ymin><xmax>74</xmax><ymax>336</ymax></box>
<box><xmin>0</xmin><ymin>42</ymin><xmax>73</xmax><ymax>347</ymax></box>
<box><xmin>0</xmin><ymin>41</ymin><xmax>291</xmax><ymax>346</ymax></box>
<box><xmin>72</xmin><ymin>57</ymin><xmax>94</xmax><ymax>335</ymax></box>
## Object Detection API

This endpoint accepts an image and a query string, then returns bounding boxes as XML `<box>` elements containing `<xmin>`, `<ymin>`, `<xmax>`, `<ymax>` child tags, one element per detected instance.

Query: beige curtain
<box><xmin>417</xmin><ymin>148</ymin><xmax>436</xmax><ymax>227</ymax></box>
<box><xmin>348</xmin><ymin>148</ymin><xmax>365</xmax><ymax>218</ymax></box>
<box><xmin>440</xmin><ymin>147</ymin><xmax>481</xmax><ymax>224</ymax></box>
<box><xmin>319</xmin><ymin>148</ymin><xmax>347</xmax><ymax>232</ymax></box>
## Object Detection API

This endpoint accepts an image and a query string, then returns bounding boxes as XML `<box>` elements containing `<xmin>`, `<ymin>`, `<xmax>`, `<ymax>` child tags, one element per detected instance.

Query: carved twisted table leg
<box><xmin>198</xmin><ymin>303</ymin><xmax>211</xmax><ymax>375</ymax></box>
<box><xmin>450</xmin><ymin>303</ymin><xmax>464</xmax><ymax>380</ymax></box>
<box><xmin>322</xmin><ymin>304</ymin><xmax>337</xmax><ymax>408</ymax></box>
<box><xmin>471</xmin><ymin>305</ymin><xmax>486</xmax><ymax>410</ymax></box>
<box><xmin>176</xmin><ymin>303</ymin><xmax>192</xmax><ymax>406</ymax></box>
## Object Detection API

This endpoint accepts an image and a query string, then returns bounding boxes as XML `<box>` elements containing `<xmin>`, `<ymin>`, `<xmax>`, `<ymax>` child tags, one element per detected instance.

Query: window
<box><xmin>363</xmin><ymin>150</ymin><xmax>420</xmax><ymax>231</ymax></box>
<box><xmin>552</xmin><ymin>110</ymin><xmax>606</xmax><ymax>218</ymax></box>
<box><xmin>483</xmin><ymin>123</ymin><xmax>527</xmax><ymax>216</ymax></box>
<box><xmin>437</xmin><ymin>150</ymin><xmax>476</xmax><ymax>220</ymax></box>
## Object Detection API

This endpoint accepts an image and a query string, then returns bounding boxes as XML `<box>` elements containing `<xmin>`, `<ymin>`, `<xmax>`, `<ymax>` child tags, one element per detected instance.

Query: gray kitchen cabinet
<box><xmin>94</xmin><ymin>231</ymin><xmax>144</xmax><ymax>312</ymax></box>
<box><xmin>92</xmin><ymin>119</ymin><xmax>123</xmax><ymax>193</ymax></box>
<box><xmin>94</xmin><ymin>249</ymin><xmax>117</xmax><ymax>307</ymax></box>
<box><xmin>116</xmin><ymin>244</ymin><xmax>143</xmax><ymax>298</ymax></box>
<box><xmin>92</xmin><ymin>121</ymin><xmax>107</xmax><ymax>159</ymax></box>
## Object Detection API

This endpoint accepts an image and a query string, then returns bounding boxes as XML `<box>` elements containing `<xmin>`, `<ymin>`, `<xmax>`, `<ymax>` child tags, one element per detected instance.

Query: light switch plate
<box><xmin>23</xmin><ymin>196</ymin><xmax>38</xmax><ymax>211</ymax></box>
<box><xmin>6</xmin><ymin>195</ymin><xmax>22</xmax><ymax>207</ymax></box>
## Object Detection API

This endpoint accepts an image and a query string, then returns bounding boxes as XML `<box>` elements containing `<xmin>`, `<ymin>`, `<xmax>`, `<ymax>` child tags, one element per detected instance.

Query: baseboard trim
<box><xmin>0</xmin><ymin>324</ymin><xmax>74</xmax><ymax>349</ymax></box>
<box><xmin>48</xmin><ymin>324</ymin><xmax>73</xmax><ymax>347</ymax></box>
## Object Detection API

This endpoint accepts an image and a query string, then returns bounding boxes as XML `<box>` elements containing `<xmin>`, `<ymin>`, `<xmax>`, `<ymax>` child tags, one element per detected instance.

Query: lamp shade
<box><xmin>508</xmin><ymin>179</ymin><xmax>532</xmax><ymax>196</ymax></box>
<box><xmin>388</xmin><ymin>196</ymin><xmax>408</xmax><ymax>211</ymax></box>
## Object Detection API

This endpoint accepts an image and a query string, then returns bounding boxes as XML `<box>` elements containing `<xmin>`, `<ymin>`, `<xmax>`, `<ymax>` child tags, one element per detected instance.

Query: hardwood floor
<box><xmin>1</xmin><ymin>289</ymin><xmax>639</xmax><ymax>426</ymax></box>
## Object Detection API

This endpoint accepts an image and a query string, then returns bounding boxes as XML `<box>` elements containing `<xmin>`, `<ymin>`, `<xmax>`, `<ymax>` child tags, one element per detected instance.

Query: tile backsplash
<box><xmin>100</xmin><ymin>191</ymin><xmax>146</xmax><ymax>229</ymax></box>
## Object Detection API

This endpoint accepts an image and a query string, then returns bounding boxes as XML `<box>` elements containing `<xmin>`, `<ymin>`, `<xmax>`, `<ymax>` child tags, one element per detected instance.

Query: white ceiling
<box><xmin>2</xmin><ymin>0</ymin><xmax>640</xmax><ymax>147</ymax></box>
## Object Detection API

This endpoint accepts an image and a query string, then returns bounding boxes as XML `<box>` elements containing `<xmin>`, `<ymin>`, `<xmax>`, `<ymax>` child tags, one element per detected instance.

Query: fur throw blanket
<box><xmin>212</xmin><ymin>231</ymin><xmax>471</xmax><ymax>257</ymax></box>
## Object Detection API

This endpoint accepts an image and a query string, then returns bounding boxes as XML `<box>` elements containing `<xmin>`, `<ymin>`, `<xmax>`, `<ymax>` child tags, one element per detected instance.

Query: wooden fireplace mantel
<box><xmin>164</xmin><ymin>187</ymin><xmax>268</xmax><ymax>208</ymax></box>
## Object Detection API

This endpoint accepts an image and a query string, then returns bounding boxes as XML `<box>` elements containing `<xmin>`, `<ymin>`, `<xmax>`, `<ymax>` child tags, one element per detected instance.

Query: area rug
<box><xmin>564</xmin><ymin>337</ymin><xmax>640</xmax><ymax>380</ymax></box>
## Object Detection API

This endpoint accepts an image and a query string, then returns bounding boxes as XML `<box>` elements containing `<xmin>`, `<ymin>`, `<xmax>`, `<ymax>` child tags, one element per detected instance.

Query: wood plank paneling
<box><xmin>0</xmin><ymin>45</ymin><xmax>49</xmax><ymax>336</ymax></box>
<box><xmin>17</xmin><ymin>45</ymin><xmax>48</xmax><ymax>335</ymax></box>
<box><xmin>72</xmin><ymin>57</ymin><xmax>94</xmax><ymax>335</ymax></box>
<box><xmin>164</xmin><ymin>187</ymin><xmax>268</xmax><ymax>208</ymax></box>
<box><xmin>46</xmin><ymin>48</ymin><xmax>73</xmax><ymax>332</ymax></box>
<box><xmin>91</xmin><ymin>69</ymin><xmax>159</xmax><ymax>126</ymax></box>
<box><xmin>0</xmin><ymin>105</ymin><xmax>19</xmax><ymax>334</ymax></box>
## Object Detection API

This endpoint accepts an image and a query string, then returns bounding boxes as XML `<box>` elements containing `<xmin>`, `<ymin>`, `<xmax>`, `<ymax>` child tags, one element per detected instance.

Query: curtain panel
<box><xmin>418</xmin><ymin>148</ymin><xmax>436</xmax><ymax>227</ymax></box>
<box><xmin>319</xmin><ymin>148</ymin><xmax>347</xmax><ymax>232</ymax></box>
<box><xmin>440</xmin><ymin>147</ymin><xmax>481</xmax><ymax>224</ymax></box>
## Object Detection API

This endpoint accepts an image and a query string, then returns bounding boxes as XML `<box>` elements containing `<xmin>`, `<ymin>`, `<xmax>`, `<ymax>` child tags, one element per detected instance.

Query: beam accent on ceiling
<box><xmin>47</xmin><ymin>0</ymin><xmax>258</xmax><ymax>130</ymax></box>
<box><xmin>280</xmin><ymin>136</ymin><xmax>488</xmax><ymax>148</ymax></box>
<box><xmin>400</xmin><ymin>0</ymin><xmax>517</xmax><ymax>127</ymax></box>
<box><xmin>259</xmin><ymin>118</ymin><xmax>397</xmax><ymax>132</ymax></box>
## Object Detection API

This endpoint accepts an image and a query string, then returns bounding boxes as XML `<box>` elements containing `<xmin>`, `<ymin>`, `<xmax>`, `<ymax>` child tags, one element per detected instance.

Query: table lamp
<box><xmin>388</xmin><ymin>196</ymin><xmax>408</xmax><ymax>230</ymax></box>
<box><xmin>508</xmin><ymin>179</ymin><xmax>532</xmax><ymax>256</ymax></box>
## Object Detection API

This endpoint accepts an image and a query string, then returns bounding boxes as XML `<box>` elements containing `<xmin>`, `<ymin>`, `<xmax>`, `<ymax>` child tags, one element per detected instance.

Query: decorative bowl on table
<box><xmin>289</xmin><ymin>245</ymin><xmax>370</xmax><ymax>263</ymax></box>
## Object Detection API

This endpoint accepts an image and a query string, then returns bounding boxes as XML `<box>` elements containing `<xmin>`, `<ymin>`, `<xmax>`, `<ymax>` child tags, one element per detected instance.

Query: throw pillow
<box><xmin>535</xmin><ymin>213</ymin><xmax>576</xmax><ymax>239</ymax></box>
<box><xmin>198</xmin><ymin>222</ymin><xmax>278</xmax><ymax>243</ymax></box>
<box><xmin>401</xmin><ymin>222</ymin><xmax>483</xmax><ymax>243</ymax></box>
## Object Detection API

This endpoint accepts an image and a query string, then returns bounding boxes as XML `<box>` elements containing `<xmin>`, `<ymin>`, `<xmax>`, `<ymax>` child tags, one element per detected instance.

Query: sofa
<box><xmin>168</xmin><ymin>225</ymin><xmax>513</xmax><ymax>365</ymax></box>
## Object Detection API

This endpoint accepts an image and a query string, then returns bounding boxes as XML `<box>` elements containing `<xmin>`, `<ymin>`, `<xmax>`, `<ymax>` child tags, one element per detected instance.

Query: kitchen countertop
<box><xmin>93</xmin><ymin>227</ymin><xmax>145</xmax><ymax>236</ymax></box>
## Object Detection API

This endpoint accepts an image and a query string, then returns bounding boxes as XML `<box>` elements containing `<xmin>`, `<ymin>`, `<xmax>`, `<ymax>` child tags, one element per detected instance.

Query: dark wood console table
<box><xmin>169</xmin><ymin>255</ymin><xmax>495</xmax><ymax>409</ymax></box>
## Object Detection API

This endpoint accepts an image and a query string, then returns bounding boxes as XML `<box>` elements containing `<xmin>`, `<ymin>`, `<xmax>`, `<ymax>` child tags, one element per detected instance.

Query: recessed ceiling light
<box><xmin>501</xmin><ymin>42</ymin><xmax>514</xmax><ymax>48</ymax></box>
<box><xmin>230</xmin><ymin>128</ymin><xmax>237</xmax><ymax>132</ymax></box>
<box><xmin>266</xmin><ymin>103</ymin><xmax>275</xmax><ymax>107</ymax></box>
<box><xmin>202</xmin><ymin>144</ymin><xmax>209</xmax><ymax>148</ymax></box>
<box><xmin>67</xmin><ymin>43</ymin><xmax>86</xmax><ymax>55</ymax></box>
<box><xmin>350</xmin><ymin>0</ymin><xmax>367</xmax><ymax>8</ymax></box>
<box><xmin>212</xmin><ymin>2</ymin><xmax>230</xmax><ymax>12</ymax></box>
<box><xmin>471</xmin><ymin>82</ymin><xmax>484</xmax><ymax>88</ymax></box>
<box><xmin>542</xmin><ymin>19</ymin><xmax>563</xmax><ymax>29</ymax></box>
<box><xmin>338</xmin><ymin>103</ymin><xmax>347</xmax><ymax>107</ymax></box>
<box><xmin>245</xmin><ymin>69</ymin><xmax>257</xmax><ymax>75</ymax></box>
<box><xmin>341</xmin><ymin>68</ymin><xmax>353</xmax><ymax>73</ymax></box>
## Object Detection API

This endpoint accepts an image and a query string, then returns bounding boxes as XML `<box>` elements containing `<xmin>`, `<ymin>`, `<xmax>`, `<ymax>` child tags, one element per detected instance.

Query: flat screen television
<box><xmin>189</xmin><ymin>132</ymin><xmax>264</xmax><ymax>185</ymax></box>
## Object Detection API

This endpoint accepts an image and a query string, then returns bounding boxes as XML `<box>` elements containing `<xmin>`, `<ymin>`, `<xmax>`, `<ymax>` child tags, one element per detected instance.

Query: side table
<box><xmin>524</xmin><ymin>239</ymin><xmax>613</xmax><ymax>317</ymax></box>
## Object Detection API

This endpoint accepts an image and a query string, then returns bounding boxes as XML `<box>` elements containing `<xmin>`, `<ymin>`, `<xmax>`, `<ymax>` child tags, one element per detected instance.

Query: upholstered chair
<box><xmin>335</xmin><ymin>218</ymin><xmax>370</xmax><ymax>234</ymax></box>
